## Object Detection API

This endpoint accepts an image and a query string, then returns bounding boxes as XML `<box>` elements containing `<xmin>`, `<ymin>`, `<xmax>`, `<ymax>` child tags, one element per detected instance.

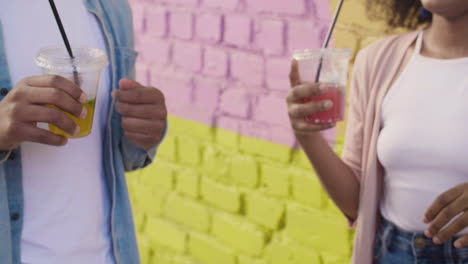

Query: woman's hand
<box><xmin>287</xmin><ymin>60</ymin><xmax>335</xmax><ymax>135</ymax></box>
<box><xmin>424</xmin><ymin>183</ymin><xmax>468</xmax><ymax>248</ymax></box>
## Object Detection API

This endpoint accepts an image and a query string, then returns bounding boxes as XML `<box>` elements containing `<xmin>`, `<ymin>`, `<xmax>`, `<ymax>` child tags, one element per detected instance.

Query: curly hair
<box><xmin>366</xmin><ymin>0</ymin><xmax>432</xmax><ymax>28</ymax></box>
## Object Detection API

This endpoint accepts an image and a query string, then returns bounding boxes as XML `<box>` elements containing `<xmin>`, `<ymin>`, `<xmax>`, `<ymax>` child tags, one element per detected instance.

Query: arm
<box><xmin>288</xmin><ymin>54</ymin><xmax>367</xmax><ymax>221</ymax></box>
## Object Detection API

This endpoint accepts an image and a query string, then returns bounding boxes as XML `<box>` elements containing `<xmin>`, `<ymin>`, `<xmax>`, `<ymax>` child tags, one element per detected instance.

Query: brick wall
<box><xmin>127</xmin><ymin>0</ymin><xmax>391</xmax><ymax>263</ymax></box>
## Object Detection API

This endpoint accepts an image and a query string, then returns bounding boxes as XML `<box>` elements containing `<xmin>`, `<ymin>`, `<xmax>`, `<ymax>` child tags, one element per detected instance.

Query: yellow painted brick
<box><xmin>321</xmin><ymin>252</ymin><xmax>351</xmax><ymax>264</ymax></box>
<box><xmin>142</xmin><ymin>161</ymin><xmax>175</xmax><ymax>190</ymax></box>
<box><xmin>265</xmin><ymin>238</ymin><xmax>294</xmax><ymax>264</ymax></box>
<box><xmin>292</xmin><ymin>150</ymin><xmax>313</xmax><ymax>170</ymax></box>
<box><xmin>212</xmin><ymin>213</ymin><xmax>266</xmax><ymax>257</ymax></box>
<box><xmin>178</xmin><ymin>136</ymin><xmax>202</xmax><ymax>166</ymax></box>
<box><xmin>201</xmin><ymin>177</ymin><xmax>240</xmax><ymax>213</ymax></box>
<box><xmin>169</xmin><ymin>116</ymin><xmax>214</xmax><ymax>141</ymax></box>
<box><xmin>293</xmin><ymin>246</ymin><xmax>321</xmax><ymax>264</ymax></box>
<box><xmin>138</xmin><ymin>238</ymin><xmax>154</xmax><ymax>264</ymax></box>
<box><xmin>176</xmin><ymin>168</ymin><xmax>200</xmax><ymax>198</ymax></box>
<box><xmin>135</xmin><ymin>186</ymin><xmax>170</xmax><ymax>217</ymax></box>
<box><xmin>240</xmin><ymin>136</ymin><xmax>291</xmax><ymax>163</ymax></box>
<box><xmin>215</xmin><ymin>127</ymin><xmax>239</xmax><ymax>150</ymax></box>
<box><xmin>286</xmin><ymin>203</ymin><xmax>351</xmax><ymax>256</ymax></box>
<box><xmin>265</xmin><ymin>234</ymin><xmax>321</xmax><ymax>264</ymax></box>
<box><xmin>157</xmin><ymin>134</ymin><xmax>178</xmax><ymax>161</ymax></box>
<box><xmin>133</xmin><ymin>212</ymin><xmax>146</xmax><ymax>234</ymax></box>
<box><xmin>238</xmin><ymin>255</ymin><xmax>268</xmax><ymax>264</ymax></box>
<box><xmin>261</xmin><ymin>164</ymin><xmax>291</xmax><ymax>197</ymax></box>
<box><xmin>202</xmin><ymin>147</ymin><xmax>230</xmax><ymax>179</ymax></box>
<box><xmin>230</xmin><ymin>155</ymin><xmax>259</xmax><ymax>188</ymax></box>
<box><xmin>164</xmin><ymin>193</ymin><xmax>210</xmax><ymax>232</ymax></box>
<box><xmin>246</xmin><ymin>193</ymin><xmax>284</xmax><ymax>229</ymax></box>
<box><xmin>291</xmin><ymin>169</ymin><xmax>325</xmax><ymax>208</ymax></box>
<box><xmin>189</xmin><ymin>232</ymin><xmax>236</xmax><ymax>264</ymax></box>
<box><xmin>146</xmin><ymin>218</ymin><xmax>187</xmax><ymax>253</ymax></box>
<box><xmin>171</xmin><ymin>255</ymin><xmax>198</xmax><ymax>264</ymax></box>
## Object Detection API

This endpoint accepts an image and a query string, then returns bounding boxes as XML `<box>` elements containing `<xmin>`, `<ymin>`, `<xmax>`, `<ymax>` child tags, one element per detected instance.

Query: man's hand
<box><xmin>0</xmin><ymin>75</ymin><xmax>86</xmax><ymax>151</ymax></box>
<box><xmin>424</xmin><ymin>183</ymin><xmax>468</xmax><ymax>248</ymax></box>
<box><xmin>113</xmin><ymin>79</ymin><xmax>167</xmax><ymax>150</ymax></box>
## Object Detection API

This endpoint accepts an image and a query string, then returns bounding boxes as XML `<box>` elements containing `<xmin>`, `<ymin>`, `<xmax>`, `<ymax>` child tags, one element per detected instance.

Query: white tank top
<box><xmin>378</xmin><ymin>31</ymin><xmax>468</xmax><ymax>234</ymax></box>
<box><xmin>0</xmin><ymin>1</ymin><xmax>114</xmax><ymax>263</ymax></box>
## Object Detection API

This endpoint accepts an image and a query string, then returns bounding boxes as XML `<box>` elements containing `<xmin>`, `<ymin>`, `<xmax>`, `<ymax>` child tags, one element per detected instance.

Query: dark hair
<box><xmin>366</xmin><ymin>0</ymin><xmax>432</xmax><ymax>28</ymax></box>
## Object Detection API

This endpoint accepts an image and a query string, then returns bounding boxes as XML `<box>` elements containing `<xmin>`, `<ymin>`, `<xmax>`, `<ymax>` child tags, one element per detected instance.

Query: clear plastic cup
<box><xmin>293</xmin><ymin>48</ymin><xmax>351</xmax><ymax>124</ymax></box>
<box><xmin>35</xmin><ymin>47</ymin><xmax>108</xmax><ymax>138</ymax></box>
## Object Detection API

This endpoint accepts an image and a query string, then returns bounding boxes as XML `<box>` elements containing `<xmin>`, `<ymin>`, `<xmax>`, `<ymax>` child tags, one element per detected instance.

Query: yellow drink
<box><xmin>49</xmin><ymin>99</ymin><xmax>96</xmax><ymax>138</ymax></box>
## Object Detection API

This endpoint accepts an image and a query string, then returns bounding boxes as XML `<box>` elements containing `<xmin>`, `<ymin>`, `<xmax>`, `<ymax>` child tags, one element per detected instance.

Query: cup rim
<box><xmin>292</xmin><ymin>48</ymin><xmax>352</xmax><ymax>61</ymax></box>
<box><xmin>35</xmin><ymin>46</ymin><xmax>108</xmax><ymax>72</ymax></box>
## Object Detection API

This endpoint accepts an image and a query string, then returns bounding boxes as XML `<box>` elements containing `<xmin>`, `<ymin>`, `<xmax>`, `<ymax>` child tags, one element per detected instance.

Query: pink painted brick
<box><xmin>173</xmin><ymin>41</ymin><xmax>203</xmax><ymax>72</ymax></box>
<box><xmin>196</xmin><ymin>12</ymin><xmax>223</xmax><ymax>42</ymax></box>
<box><xmin>203</xmin><ymin>47</ymin><xmax>228</xmax><ymax>77</ymax></box>
<box><xmin>255</xmin><ymin>19</ymin><xmax>284</xmax><ymax>55</ymax></box>
<box><xmin>170</xmin><ymin>9</ymin><xmax>194</xmax><ymax>40</ymax></box>
<box><xmin>135</xmin><ymin>61</ymin><xmax>150</xmax><ymax>86</ymax></box>
<box><xmin>193</xmin><ymin>76</ymin><xmax>225</xmax><ymax>111</ymax></box>
<box><xmin>266</xmin><ymin>58</ymin><xmax>291</xmax><ymax>92</ymax></box>
<box><xmin>146</xmin><ymin>7</ymin><xmax>168</xmax><ymax>37</ymax></box>
<box><xmin>239</xmin><ymin>120</ymin><xmax>270</xmax><ymax>141</ymax></box>
<box><xmin>288</xmin><ymin>20</ymin><xmax>322</xmax><ymax>51</ymax></box>
<box><xmin>131</xmin><ymin>3</ymin><xmax>145</xmax><ymax>33</ymax></box>
<box><xmin>224</xmin><ymin>14</ymin><xmax>252</xmax><ymax>47</ymax></box>
<box><xmin>203</xmin><ymin>0</ymin><xmax>239</xmax><ymax>10</ymax></box>
<box><xmin>160</xmin><ymin>0</ymin><xmax>199</xmax><ymax>6</ymax></box>
<box><xmin>139</xmin><ymin>36</ymin><xmax>172</xmax><ymax>68</ymax></box>
<box><xmin>253</xmin><ymin>92</ymin><xmax>290</xmax><ymax>126</ymax></box>
<box><xmin>216</xmin><ymin>116</ymin><xmax>240</xmax><ymax>133</ymax></box>
<box><xmin>312</xmin><ymin>0</ymin><xmax>332</xmax><ymax>20</ymax></box>
<box><xmin>219</xmin><ymin>89</ymin><xmax>252</xmax><ymax>118</ymax></box>
<box><xmin>172</xmin><ymin>105</ymin><xmax>215</xmax><ymax>125</ymax></box>
<box><xmin>270</xmin><ymin>125</ymin><xmax>296</xmax><ymax>147</ymax></box>
<box><xmin>230</xmin><ymin>51</ymin><xmax>264</xmax><ymax>86</ymax></box>
<box><xmin>151</xmin><ymin>68</ymin><xmax>193</xmax><ymax>111</ymax></box>
<box><xmin>247</xmin><ymin>0</ymin><xmax>306</xmax><ymax>15</ymax></box>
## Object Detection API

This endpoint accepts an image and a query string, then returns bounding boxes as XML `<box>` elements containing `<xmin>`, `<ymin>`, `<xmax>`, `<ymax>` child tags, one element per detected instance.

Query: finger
<box><xmin>113</xmin><ymin>87</ymin><xmax>164</xmax><ymax>104</ymax></box>
<box><xmin>21</xmin><ymin>87</ymin><xmax>86</xmax><ymax>119</ymax></box>
<box><xmin>426</xmin><ymin>197</ymin><xmax>468</xmax><ymax>239</ymax></box>
<box><xmin>115</xmin><ymin>102</ymin><xmax>166</xmax><ymax>120</ymax></box>
<box><xmin>23</xmin><ymin>106</ymin><xmax>79</xmax><ymax>136</ymax></box>
<box><xmin>432</xmin><ymin>213</ymin><xmax>468</xmax><ymax>245</ymax></box>
<box><xmin>121</xmin><ymin>117</ymin><xmax>165</xmax><ymax>135</ymax></box>
<box><xmin>288</xmin><ymin>100</ymin><xmax>333</xmax><ymax>119</ymax></box>
<box><xmin>287</xmin><ymin>83</ymin><xmax>325</xmax><ymax>103</ymax></box>
<box><xmin>454</xmin><ymin>235</ymin><xmax>468</xmax><ymax>249</ymax></box>
<box><xmin>26</xmin><ymin>75</ymin><xmax>87</xmax><ymax>103</ymax></box>
<box><xmin>124</xmin><ymin>131</ymin><xmax>160</xmax><ymax>150</ymax></box>
<box><xmin>292</xmin><ymin>121</ymin><xmax>336</xmax><ymax>134</ymax></box>
<box><xmin>119</xmin><ymin>78</ymin><xmax>144</xmax><ymax>90</ymax></box>
<box><xmin>289</xmin><ymin>59</ymin><xmax>301</xmax><ymax>87</ymax></box>
<box><xmin>425</xmin><ymin>186</ymin><xmax>463</xmax><ymax>223</ymax></box>
<box><xmin>18</xmin><ymin>123</ymin><xmax>68</xmax><ymax>146</ymax></box>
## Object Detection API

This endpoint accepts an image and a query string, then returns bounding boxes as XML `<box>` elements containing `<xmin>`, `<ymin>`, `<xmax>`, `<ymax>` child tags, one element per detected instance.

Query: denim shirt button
<box><xmin>0</xmin><ymin>88</ymin><xmax>9</xmax><ymax>96</ymax></box>
<box><xmin>11</xmin><ymin>213</ymin><xmax>20</xmax><ymax>221</ymax></box>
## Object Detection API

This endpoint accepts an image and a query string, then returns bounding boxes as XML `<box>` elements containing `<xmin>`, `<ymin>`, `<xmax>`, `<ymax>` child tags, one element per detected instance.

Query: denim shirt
<box><xmin>0</xmin><ymin>1</ymin><xmax>159</xmax><ymax>263</ymax></box>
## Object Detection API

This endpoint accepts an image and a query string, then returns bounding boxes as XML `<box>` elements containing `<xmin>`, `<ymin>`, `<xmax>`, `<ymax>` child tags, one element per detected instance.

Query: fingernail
<box><xmin>425</xmin><ymin>230</ymin><xmax>433</xmax><ymax>238</ymax></box>
<box><xmin>455</xmin><ymin>241</ymin><xmax>463</xmax><ymax>248</ymax></box>
<box><xmin>323</xmin><ymin>100</ymin><xmax>333</xmax><ymax>109</ymax></box>
<box><xmin>72</xmin><ymin>126</ymin><xmax>80</xmax><ymax>136</ymax></box>
<box><xmin>79</xmin><ymin>93</ymin><xmax>88</xmax><ymax>103</ymax></box>
<box><xmin>319</xmin><ymin>84</ymin><xmax>329</xmax><ymax>93</ymax></box>
<box><xmin>80</xmin><ymin>107</ymin><xmax>87</xmax><ymax>119</ymax></box>
<box><xmin>433</xmin><ymin>237</ymin><xmax>441</xmax><ymax>244</ymax></box>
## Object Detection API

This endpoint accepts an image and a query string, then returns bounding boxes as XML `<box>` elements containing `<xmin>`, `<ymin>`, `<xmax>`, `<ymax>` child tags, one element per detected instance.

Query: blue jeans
<box><xmin>374</xmin><ymin>218</ymin><xmax>468</xmax><ymax>264</ymax></box>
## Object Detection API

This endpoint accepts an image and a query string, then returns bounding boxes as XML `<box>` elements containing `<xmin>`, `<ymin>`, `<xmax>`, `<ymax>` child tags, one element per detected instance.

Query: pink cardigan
<box><xmin>342</xmin><ymin>30</ymin><xmax>419</xmax><ymax>264</ymax></box>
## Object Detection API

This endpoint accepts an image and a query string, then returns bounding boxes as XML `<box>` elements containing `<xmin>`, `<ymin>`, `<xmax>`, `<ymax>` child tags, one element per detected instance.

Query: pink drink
<box><xmin>302</xmin><ymin>84</ymin><xmax>344</xmax><ymax>124</ymax></box>
<box><xmin>293</xmin><ymin>48</ymin><xmax>351</xmax><ymax>124</ymax></box>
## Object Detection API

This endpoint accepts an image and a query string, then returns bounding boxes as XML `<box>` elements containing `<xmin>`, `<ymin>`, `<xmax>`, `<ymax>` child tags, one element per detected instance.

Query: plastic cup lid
<box><xmin>35</xmin><ymin>47</ymin><xmax>108</xmax><ymax>72</ymax></box>
<box><xmin>293</xmin><ymin>48</ymin><xmax>352</xmax><ymax>61</ymax></box>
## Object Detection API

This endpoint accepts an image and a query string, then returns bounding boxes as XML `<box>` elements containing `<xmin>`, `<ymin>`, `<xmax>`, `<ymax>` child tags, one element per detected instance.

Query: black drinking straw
<box><xmin>315</xmin><ymin>0</ymin><xmax>345</xmax><ymax>82</ymax></box>
<box><xmin>48</xmin><ymin>0</ymin><xmax>80</xmax><ymax>86</ymax></box>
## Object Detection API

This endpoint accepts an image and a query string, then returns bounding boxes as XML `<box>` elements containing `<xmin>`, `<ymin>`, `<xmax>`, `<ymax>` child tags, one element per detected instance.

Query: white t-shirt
<box><xmin>0</xmin><ymin>1</ymin><xmax>114</xmax><ymax>263</ymax></box>
<box><xmin>378</xmin><ymin>31</ymin><xmax>468</xmax><ymax>234</ymax></box>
